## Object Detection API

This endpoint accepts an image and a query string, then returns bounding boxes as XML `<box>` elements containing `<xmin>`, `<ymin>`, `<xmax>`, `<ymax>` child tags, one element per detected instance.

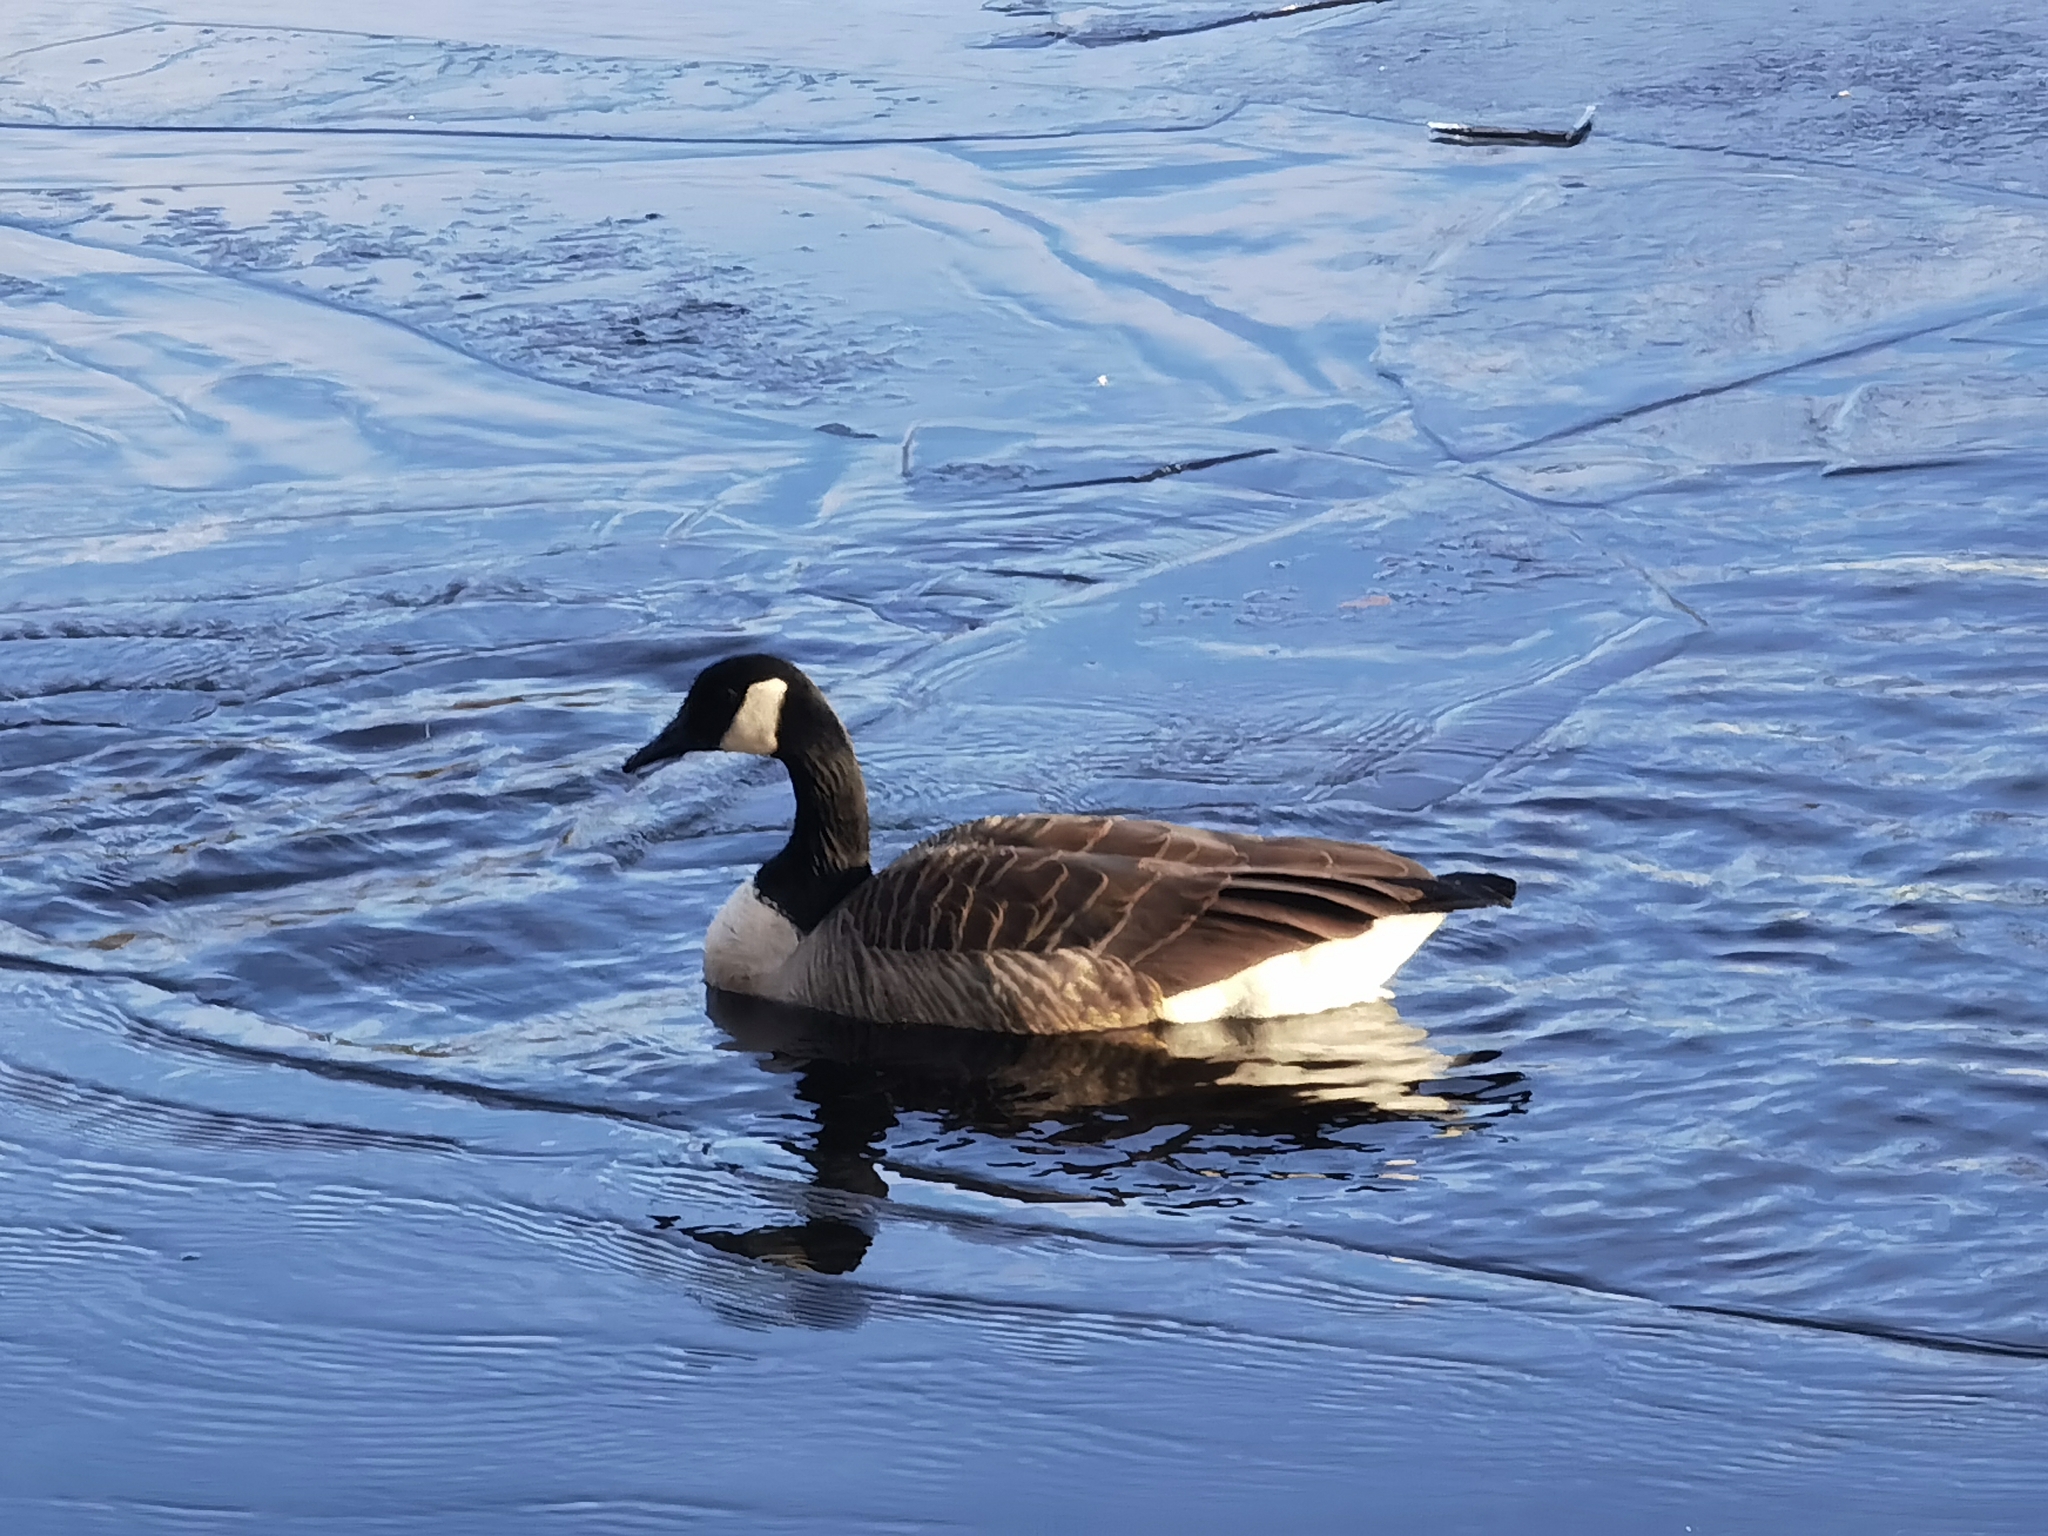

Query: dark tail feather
<box><xmin>1420</xmin><ymin>871</ymin><xmax>1516</xmax><ymax>911</ymax></box>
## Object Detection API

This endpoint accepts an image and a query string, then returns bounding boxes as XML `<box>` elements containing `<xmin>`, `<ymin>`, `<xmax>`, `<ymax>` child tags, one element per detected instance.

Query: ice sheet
<box><xmin>3</xmin><ymin>2</ymin><xmax>2046</xmax><ymax>1530</ymax></box>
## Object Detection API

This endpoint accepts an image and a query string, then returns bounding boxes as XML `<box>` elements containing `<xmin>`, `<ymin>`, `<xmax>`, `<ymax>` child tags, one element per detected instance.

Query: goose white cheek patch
<box><xmin>718</xmin><ymin>677</ymin><xmax>788</xmax><ymax>755</ymax></box>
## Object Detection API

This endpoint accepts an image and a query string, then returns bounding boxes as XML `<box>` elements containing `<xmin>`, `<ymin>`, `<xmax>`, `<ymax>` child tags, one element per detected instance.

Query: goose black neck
<box><xmin>756</xmin><ymin>685</ymin><xmax>872</xmax><ymax>932</ymax></box>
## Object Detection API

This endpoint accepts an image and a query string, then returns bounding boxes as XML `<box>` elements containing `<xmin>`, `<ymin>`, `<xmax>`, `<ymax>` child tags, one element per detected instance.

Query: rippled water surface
<box><xmin>4</xmin><ymin>2</ymin><xmax>2046</xmax><ymax>1530</ymax></box>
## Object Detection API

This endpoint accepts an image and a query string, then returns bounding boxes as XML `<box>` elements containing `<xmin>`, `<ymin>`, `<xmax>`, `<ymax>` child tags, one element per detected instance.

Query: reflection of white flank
<box><xmin>1156</xmin><ymin>997</ymin><xmax>1456</xmax><ymax>1113</ymax></box>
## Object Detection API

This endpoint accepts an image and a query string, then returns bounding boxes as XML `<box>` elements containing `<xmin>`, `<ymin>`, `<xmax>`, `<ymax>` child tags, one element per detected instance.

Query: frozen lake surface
<box><xmin>3</xmin><ymin>2</ymin><xmax>2046</xmax><ymax>1529</ymax></box>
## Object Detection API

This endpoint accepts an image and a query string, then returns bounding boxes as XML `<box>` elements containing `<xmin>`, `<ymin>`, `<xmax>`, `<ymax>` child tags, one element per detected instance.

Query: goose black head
<box><xmin>622</xmin><ymin>654</ymin><xmax>819</xmax><ymax>775</ymax></box>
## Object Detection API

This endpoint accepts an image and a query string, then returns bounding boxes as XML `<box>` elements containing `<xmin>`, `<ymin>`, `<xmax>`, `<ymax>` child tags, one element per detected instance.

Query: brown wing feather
<box><xmin>927</xmin><ymin>815</ymin><xmax>1436</xmax><ymax>884</ymax></box>
<box><xmin>916</xmin><ymin>814</ymin><xmax>1247</xmax><ymax>869</ymax></box>
<box><xmin>821</xmin><ymin>815</ymin><xmax>1507</xmax><ymax>1025</ymax></box>
<box><xmin>847</xmin><ymin>819</ymin><xmax>1418</xmax><ymax>957</ymax></box>
<box><xmin>836</xmin><ymin>843</ymin><xmax>1226</xmax><ymax>960</ymax></box>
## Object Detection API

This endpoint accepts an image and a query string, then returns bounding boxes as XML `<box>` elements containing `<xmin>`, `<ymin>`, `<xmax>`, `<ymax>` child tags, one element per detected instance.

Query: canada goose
<box><xmin>623</xmin><ymin>655</ymin><xmax>1514</xmax><ymax>1034</ymax></box>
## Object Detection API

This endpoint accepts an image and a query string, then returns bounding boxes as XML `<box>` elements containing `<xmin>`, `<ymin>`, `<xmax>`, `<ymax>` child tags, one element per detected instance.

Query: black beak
<box><xmin>622</xmin><ymin>727</ymin><xmax>689</xmax><ymax>777</ymax></box>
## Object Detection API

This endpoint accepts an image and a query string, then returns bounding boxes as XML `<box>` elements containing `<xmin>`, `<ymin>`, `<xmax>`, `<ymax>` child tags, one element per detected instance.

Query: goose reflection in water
<box><xmin>685</xmin><ymin>989</ymin><xmax>1527</xmax><ymax>1275</ymax></box>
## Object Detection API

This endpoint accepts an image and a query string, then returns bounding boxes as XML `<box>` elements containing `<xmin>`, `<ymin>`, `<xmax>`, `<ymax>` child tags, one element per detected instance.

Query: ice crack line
<box><xmin>1054</xmin><ymin>0</ymin><xmax>1392</xmax><ymax>49</ymax></box>
<box><xmin>0</xmin><ymin>114</ymin><xmax>1245</xmax><ymax>149</ymax></box>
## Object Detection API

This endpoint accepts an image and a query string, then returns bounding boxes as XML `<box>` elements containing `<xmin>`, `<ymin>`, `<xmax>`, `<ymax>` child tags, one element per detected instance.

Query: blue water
<box><xmin>3</xmin><ymin>2</ymin><xmax>2045</xmax><ymax>1530</ymax></box>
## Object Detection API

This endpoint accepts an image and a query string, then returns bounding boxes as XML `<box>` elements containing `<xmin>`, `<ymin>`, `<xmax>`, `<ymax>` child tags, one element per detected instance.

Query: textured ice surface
<box><xmin>3</xmin><ymin>2</ymin><xmax>2047</xmax><ymax>1531</ymax></box>
<box><xmin>0</xmin><ymin>19</ymin><xmax>1237</xmax><ymax>138</ymax></box>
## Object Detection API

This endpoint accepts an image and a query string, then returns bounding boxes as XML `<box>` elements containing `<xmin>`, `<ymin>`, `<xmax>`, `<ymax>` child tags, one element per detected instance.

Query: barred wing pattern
<box><xmin>778</xmin><ymin>817</ymin><xmax>1511</xmax><ymax>1034</ymax></box>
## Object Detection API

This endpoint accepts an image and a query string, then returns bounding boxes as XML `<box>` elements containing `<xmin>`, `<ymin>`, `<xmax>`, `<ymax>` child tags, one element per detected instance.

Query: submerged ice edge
<box><xmin>0</xmin><ymin>111</ymin><xmax>1249</xmax><ymax>147</ymax></box>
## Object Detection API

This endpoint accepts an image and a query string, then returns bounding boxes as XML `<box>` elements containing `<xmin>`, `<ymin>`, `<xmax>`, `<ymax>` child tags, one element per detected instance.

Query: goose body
<box><xmin>623</xmin><ymin>655</ymin><xmax>1514</xmax><ymax>1035</ymax></box>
